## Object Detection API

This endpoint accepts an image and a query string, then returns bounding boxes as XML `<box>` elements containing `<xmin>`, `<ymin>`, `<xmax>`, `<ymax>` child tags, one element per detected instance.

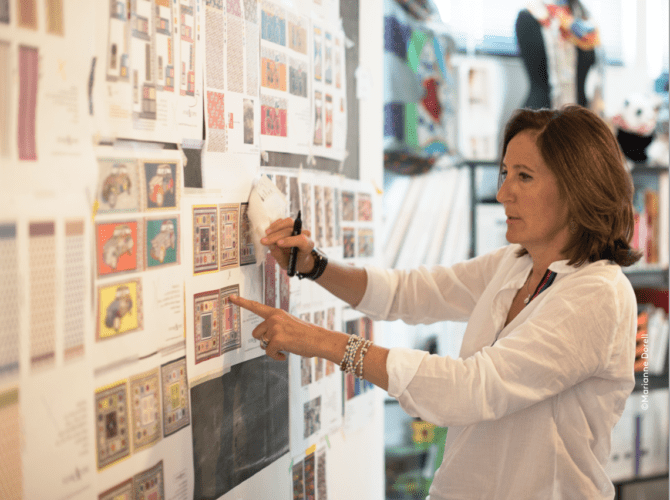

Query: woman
<box><xmin>231</xmin><ymin>105</ymin><xmax>641</xmax><ymax>499</ymax></box>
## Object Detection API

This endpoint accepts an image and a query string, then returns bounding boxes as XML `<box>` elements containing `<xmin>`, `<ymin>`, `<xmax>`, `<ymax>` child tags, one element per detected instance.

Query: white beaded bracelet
<box><xmin>353</xmin><ymin>339</ymin><xmax>372</xmax><ymax>378</ymax></box>
<box><xmin>340</xmin><ymin>335</ymin><xmax>372</xmax><ymax>378</ymax></box>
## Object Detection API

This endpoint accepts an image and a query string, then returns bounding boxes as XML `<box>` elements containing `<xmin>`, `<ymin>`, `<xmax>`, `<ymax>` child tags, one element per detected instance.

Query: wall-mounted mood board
<box><xmin>0</xmin><ymin>0</ymin><xmax>379</xmax><ymax>499</ymax></box>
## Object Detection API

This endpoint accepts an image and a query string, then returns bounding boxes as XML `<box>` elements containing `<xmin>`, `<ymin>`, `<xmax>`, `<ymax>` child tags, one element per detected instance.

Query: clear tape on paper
<box><xmin>247</xmin><ymin>174</ymin><xmax>289</xmax><ymax>265</ymax></box>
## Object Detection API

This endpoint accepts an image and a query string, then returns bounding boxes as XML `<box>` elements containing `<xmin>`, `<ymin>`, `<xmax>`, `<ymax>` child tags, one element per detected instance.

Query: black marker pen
<box><xmin>287</xmin><ymin>211</ymin><xmax>302</xmax><ymax>277</ymax></box>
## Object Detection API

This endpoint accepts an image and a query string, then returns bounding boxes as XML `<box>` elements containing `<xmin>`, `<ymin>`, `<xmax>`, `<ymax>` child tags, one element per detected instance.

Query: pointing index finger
<box><xmin>229</xmin><ymin>295</ymin><xmax>274</xmax><ymax>319</ymax></box>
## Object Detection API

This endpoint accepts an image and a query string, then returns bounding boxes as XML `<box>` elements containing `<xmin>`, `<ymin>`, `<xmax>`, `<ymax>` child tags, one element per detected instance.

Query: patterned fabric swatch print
<box><xmin>227</xmin><ymin>0</ymin><xmax>242</xmax><ymax>17</ymax></box>
<box><xmin>219</xmin><ymin>204</ymin><xmax>239</xmax><ymax>270</ymax></box>
<box><xmin>245</xmin><ymin>22</ymin><xmax>259</xmax><ymax>95</ymax></box>
<box><xmin>193</xmin><ymin>206</ymin><xmax>218</xmax><ymax>274</ymax></box>
<box><xmin>264</xmin><ymin>252</ymin><xmax>277</xmax><ymax>308</ymax></box>
<box><xmin>0</xmin><ymin>388</ymin><xmax>21</xmax><ymax>500</ymax></box>
<box><xmin>95</xmin><ymin>380</ymin><xmax>131</xmax><ymax>470</ymax></box>
<box><xmin>243</xmin><ymin>0</ymin><xmax>257</xmax><ymax>23</ymax></box>
<box><xmin>205</xmin><ymin>8</ymin><xmax>225</xmax><ymax>90</ymax></box>
<box><xmin>98</xmin><ymin>478</ymin><xmax>133</xmax><ymax>500</ymax></box>
<box><xmin>220</xmin><ymin>285</ymin><xmax>241</xmax><ymax>353</ymax></box>
<box><xmin>317</xmin><ymin>448</ymin><xmax>327</xmax><ymax>500</ymax></box>
<box><xmin>18</xmin><ymin>46</ymin><xmax>38</xmax><ymax>160</ymax></box>
<box><xmin>130</xmin><ymin>368</ymin><xmax>163</xmax><ymax>452</ymax></box>
<box><xmin>194</xmin><ymin>290</ymin><xmax>221</xmax><ymax>363</ymax></box>
<box><xmin>226</xmin><ymin>16</ymin><xmax>244</xmax><ymax>93</ymax></box>
<box><xmin>0</xmin><ymin>224</ymin><xmax>19</xmax><ymax>376</ymax></box>
<box><xmin>29</xmin><ymin>222</ymin><xmax>56</xmax><ymax>369</ymax></box>
<box><xmin>64</xmin><ymin>220</ymin><xmax>86</xmax><ymax>360</ymax></box>
<box><xmin>133</xmin><ymin>460</ymin><xmax>165</xmax><ymax>500</ymax></box>
<box><xmin>160</xmin><ymin>357</ymin><xmax>190</xmax><ymax>437</ymax></box>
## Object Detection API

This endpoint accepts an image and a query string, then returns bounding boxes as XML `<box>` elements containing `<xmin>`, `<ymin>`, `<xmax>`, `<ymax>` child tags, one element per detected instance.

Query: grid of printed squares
<box><xmin>292</xmin><ymin>447</ymin><xmax>328</xmax><ymax>500</ymax></box>
<box><xmin>298</xmin><ymin>309</ymin><xmax>339</xmax><ymax>388</ymax></box>
<box><xmin>94</xmin><ymin>157</ymin><xmax>182</xmax><ymax>343</ymax></box>
<box><xmin>94</xmin><ymin>357</ymin><xmax>190</xmax><ymax>473</ymax></box>
<box><xmin>193</xmin><ymin>202</ymin><xmax>256</xmax><ymax>274</ymax></box>
<box><xmin>340</xmin><ymin>190</ymin><xmax>374</xmax><ymax>260</ymax></box>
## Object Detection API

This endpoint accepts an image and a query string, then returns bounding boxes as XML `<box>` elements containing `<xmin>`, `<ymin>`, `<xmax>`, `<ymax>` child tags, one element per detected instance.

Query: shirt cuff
<box><xmin>356</xmin><ymin>266</ymin><xmax>396</xmax><ymax>320</ymax></box>
<box><xmin>386</xmin><ymin>347</ymin><xmax>429</xmax><ymax>399</ymax></box>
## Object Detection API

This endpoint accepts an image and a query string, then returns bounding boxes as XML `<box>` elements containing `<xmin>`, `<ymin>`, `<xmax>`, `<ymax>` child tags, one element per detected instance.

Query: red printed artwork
<box><xmin>96</xmin><ymin>221</ymin><xmax>140</xmax><ymax>276</ymax></box>
<box><xmin>261</xmin><ymin>104</ymin><xmax>287</xmax><ymax>137</ymax></box>
<box><xmin>207</xmin><ymin>91</ymin><xmax>226</xmax><ymax>129</ymax></box>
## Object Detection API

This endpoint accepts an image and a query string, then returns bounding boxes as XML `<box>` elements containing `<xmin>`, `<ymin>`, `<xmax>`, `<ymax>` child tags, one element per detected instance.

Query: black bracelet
<box><xmin>296</xmin><ymin>248</ymin><xmax>328</xmax><ymax>281</ymax></box>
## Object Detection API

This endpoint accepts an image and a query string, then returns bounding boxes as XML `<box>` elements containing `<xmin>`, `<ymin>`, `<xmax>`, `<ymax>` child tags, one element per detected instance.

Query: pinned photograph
<box><xmin>145</xmin><ymin>216</ymin><xmax>179</xmax><ymax>269</ymax></box>
<box><xmin>96</xmin><ymin>221</ymin><xmax>141</xmax><ymax>277</ymax></box>
<box><xmin>96</xmin><ymin>159</ymin><xmax>140</xmax><ymax>213</ymax></box>
<box><xmin>143</xmin><ymin>161</ymin><xmax>178</xmax><ymax>210</ymax></box>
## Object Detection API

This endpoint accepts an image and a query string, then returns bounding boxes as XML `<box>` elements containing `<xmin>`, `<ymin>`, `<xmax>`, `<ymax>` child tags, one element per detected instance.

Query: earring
<box><xmin>569</xmin><ymin>219</ymin><xmax>578</xmax><ymax>234</ymax></box>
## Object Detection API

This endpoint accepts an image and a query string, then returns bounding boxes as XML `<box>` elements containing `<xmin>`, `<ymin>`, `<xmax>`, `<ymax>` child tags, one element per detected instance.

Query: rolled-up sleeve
<box><xmin>356</xmin><ymin>246</ymin><xmax>510</xmax><ymax>324</ymax></box>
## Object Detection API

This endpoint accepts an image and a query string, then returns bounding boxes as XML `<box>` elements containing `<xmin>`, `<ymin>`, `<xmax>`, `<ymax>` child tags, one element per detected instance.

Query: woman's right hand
<box><xmin>261</xmin><ymin>217</ymin><xmax>315</xmax><ymax>273</ymax></box>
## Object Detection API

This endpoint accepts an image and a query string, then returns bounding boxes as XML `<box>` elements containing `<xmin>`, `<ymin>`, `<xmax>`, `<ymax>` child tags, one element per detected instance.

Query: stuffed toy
<box><xmin>612</xmin><ymin>92</ymin><xmax>662</xmax><ymax>164</ymax></box>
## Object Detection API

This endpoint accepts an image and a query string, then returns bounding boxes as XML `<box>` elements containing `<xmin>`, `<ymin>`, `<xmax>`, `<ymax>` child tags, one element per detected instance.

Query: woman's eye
<box><xmin>520</xmin><ymin>172</ymin><xmax>532</xmax><ymax>180</ymax></box>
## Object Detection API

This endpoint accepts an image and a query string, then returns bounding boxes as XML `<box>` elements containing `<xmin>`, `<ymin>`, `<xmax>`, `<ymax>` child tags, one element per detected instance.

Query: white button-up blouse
<box><xmin>357</xmin><ymin>244</ymin><xmax>637</xmax><ymax>500</ymax></box>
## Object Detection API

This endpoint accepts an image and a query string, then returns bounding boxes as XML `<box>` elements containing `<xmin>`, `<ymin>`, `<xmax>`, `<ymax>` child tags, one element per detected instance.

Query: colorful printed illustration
<box><xmin>324</xmin><ymin>187</ymin><xmax>335</xmax><ymax>246</ymax></box>
<box><xmin>325</xmin><ymin>94</ymin><xmax>333</xmax><ymax>147</ymax></box>
<box><xmin>303</xmin><ymin>396</ymin><xmax>321</xmax><ymax>438</ymax></box>
<box><xmin>130</xmin><ymin>368</ymin><xmax>162</xmax><ymax>452</ymax></box>
<box><xmin>313</xmin><ymin>26</ymin><xmax>322</xmax><ymax>82</ymax></box>
<box><xmin>146</xmin><ymin>217</ymin><xmax>179</xmax><ymax>268</ymax></box>
<box><xmin>324</xmin><ymin>32</ymin><xmax>332</xmax><ymax>85</ymax></box>
<box><xmin>144</xmin><ymin>162</ymin><xmax>177</xmax><ymax>209</ymax></box>
<box><xmin>179</xmin><ymin>0</ymin><xmax>196</xmax><ymax>97</ymax></box>
<box><xmin>260</xmin><ymin>94</ymin><xmax>287</xmax><ymax>137</ymax></box>
<box><xmin>313</xmin><ymin>91</ymin><xmax>323</xmax><ymax>146</ymax></box>
<box><xmin>293</xmin><ymin>460</ymin><xmax>305</xmax><ymax>500</ymax></box>
<box><xmin>97</xmin><ymin>221</ymin><xmax>140</xmax><ymax>276</ymax></box>
<box><xmin>106</xmin><ymin>0</ymin><xmax>130</xmax><ymax>82</ymax></box>
<box><xmin>154</xmin><ymin>0</ymin><xmax>175</xmax><ymax>92</ymax></box>
<box><xmin>341</xmin><ymin>191</ymin><xmax>354</xmax><ymax>221</ymax></box>
<box><xmin>279</xmin><ymin>269</ymin><xmax>290</xmax><ymax>312</ymax></box>
<box><xmin>219</xmin><ymin>204</ymin><xmax>239</xmax><ymax>270</ymax></box>
<box><xmin>261</xmin><ymin>46</ymin><xmax>287</xmax><ymax>91</ymax></box>
<box><xmin>288</xmin><ymin>14</ymin><xmax>307</xmax><ymax>54</ymax></box>
<box><xmin>289</xmin><ymin>58</ymin><xmax>308</xmax><ymax>98</ymax></box>
<box><xmin>300</xmin><ymin>357</ymin><xmax>311</xmax><ymax>387</ymax></box>
<box><xmin>357</xmin><ymin>193</ymin><xmax>373</xmax><ymax>221</ymax></box>
<box><xmin>193</xmin><ymin>205</ymin><xmax>218</xmax><ymax>274</ymax></box>
<box><xmin>264</xmin><ymin>252</ymin><xmax>277</xmax><ymax>308</ymax></box>
<box><xmin>97</xmin><ymin>159</ymin><xmax>140</xmax><ymax>212</ymax></box>
<box><xmin>304</xmin><ymin>451</ymin><xmax>316</xmax><ymax>500</ymax></box>
<box><xmin>220</xmin><ymin>285</ymin><xmax>241</xmax><ymax>353</ymax></box>
<box><xmin>95</xmin><ymin>380</ymin><xmax>130</xmax><ymax>470</ymax></box>
<box><xmin>97</xmin><ymin>280</ymin><xmax>143</xmax><ymax>341</ymax></box>
<box><xmin>133</xmin><ymin>460</ymin><xmax>165</xmax><ymax>500</ymax></box>
<box><xmin>239</xmin><ymin>202</ymin><xmax>256</xmax><ymax>266</ymax></box>
<box><xmin>194</xmin><ymin>290</ymin><xmax>221</xmax><ymax>364</ymax></box>
<box><xmin>260</xmin><ymin>1</ymin><xmax>285</xmax><ymax>45</ymax></box>
<box><xmin>343</xmin><ymin>227</ymin><xmax>355</xmax><ymax>258</ymax></box>
<box><xmin>358</xmin><ymin>228</ymin><xmax>374</xmax><ymax>258</ymax></box>
<box><xmin>99</xmin><ymin>478</ymin><xmax>133</xmax><ymax>500</ymax></box>
<box><xmin>161</xmin><ymin>357</ymin><xmax>190</xmax><ymax>437</ymax></box>
<box><xmin>317</xmin><ymin>449</ymin><xmax>327</xmax><ymax>500</ymax></box>
<box><xmin>243</xmin><ymin>98</ymin><xmax>254</xmax><ymax>145</ymax></box>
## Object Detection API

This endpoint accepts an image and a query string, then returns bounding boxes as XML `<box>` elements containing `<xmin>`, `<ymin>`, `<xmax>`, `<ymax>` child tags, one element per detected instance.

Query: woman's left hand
<box><xmin>229</xmin><ymin>295</ymin><xmax>325</xmax><ymax>361</ymax></box>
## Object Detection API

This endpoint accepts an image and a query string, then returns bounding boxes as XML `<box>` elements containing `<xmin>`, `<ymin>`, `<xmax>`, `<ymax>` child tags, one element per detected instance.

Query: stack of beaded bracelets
<box><xmin>340</xmin><ymin>335</ymin><xmax>373</xmax><ymax>379</ymax></box>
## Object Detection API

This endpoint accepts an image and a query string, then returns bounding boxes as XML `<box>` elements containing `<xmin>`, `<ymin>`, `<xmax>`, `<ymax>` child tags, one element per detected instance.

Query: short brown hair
<box><xmin>499</xmin><ymin>105</ymin><xmax>642</xmax><ymax>267</ymax></box>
